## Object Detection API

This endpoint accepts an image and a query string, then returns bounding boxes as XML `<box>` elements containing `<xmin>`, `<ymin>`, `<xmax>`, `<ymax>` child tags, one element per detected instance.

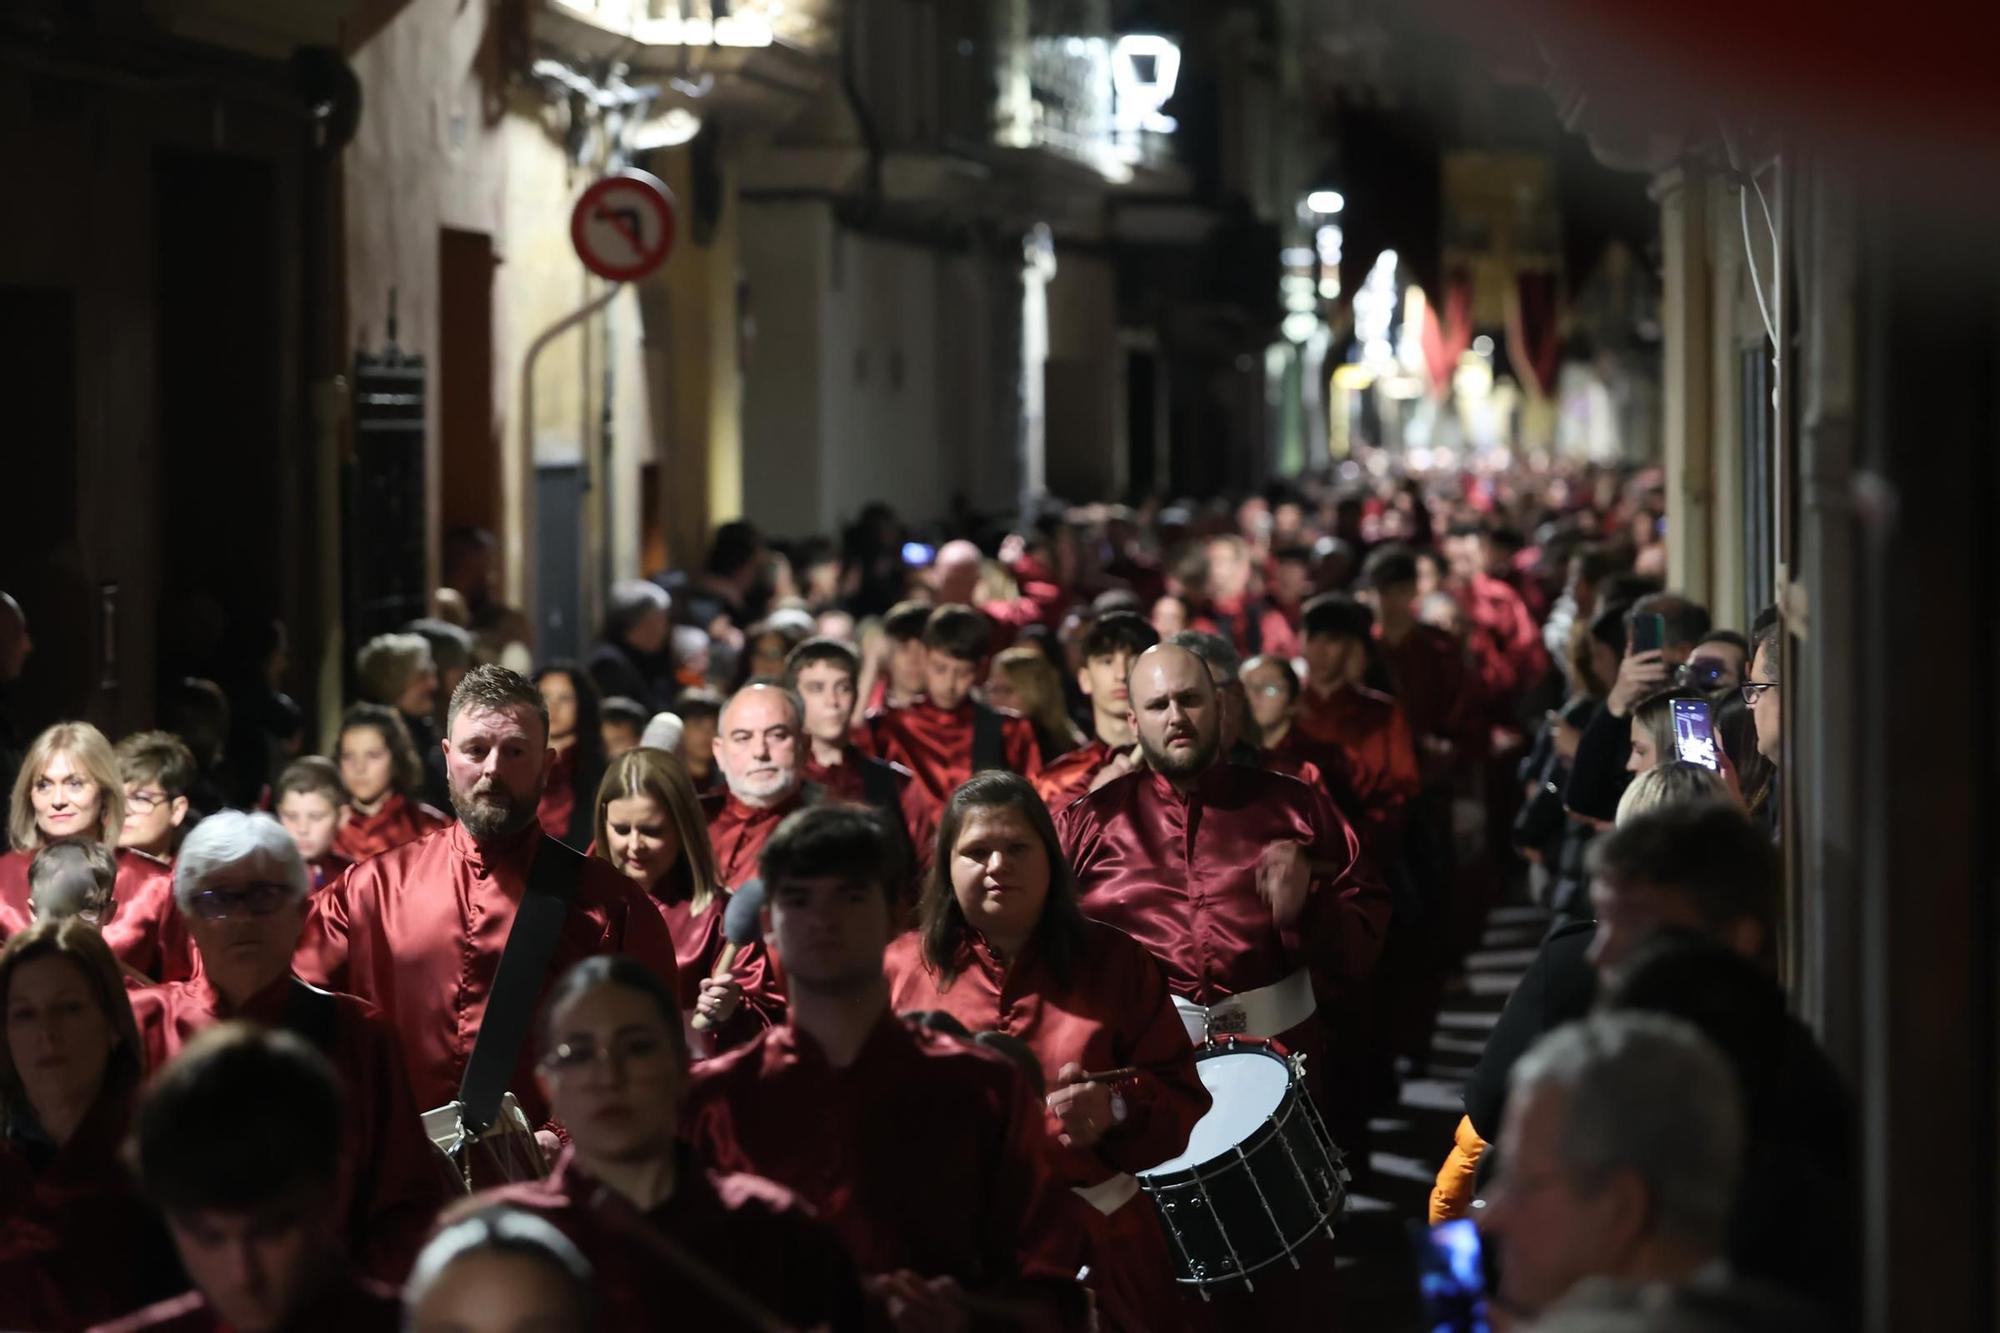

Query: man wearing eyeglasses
<box><xmin>128</xmin><ymin>810</ymin><xmax>448</xmax><ymax>1281</ymax></box>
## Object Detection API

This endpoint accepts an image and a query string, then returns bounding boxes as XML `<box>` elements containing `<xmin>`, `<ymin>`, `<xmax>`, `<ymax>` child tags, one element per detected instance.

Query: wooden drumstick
<box><xmin>1073</xmin><ymin>1066</ymin><xmax>1141</xmax><ymax>1084</ymax></box>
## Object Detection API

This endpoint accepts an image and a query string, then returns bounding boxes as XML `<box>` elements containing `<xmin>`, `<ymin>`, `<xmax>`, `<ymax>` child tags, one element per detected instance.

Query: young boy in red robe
<box><xmin>865</xmin><ymin>604</ymin><xmax>1042</xmax><ymax>804</ymax></box>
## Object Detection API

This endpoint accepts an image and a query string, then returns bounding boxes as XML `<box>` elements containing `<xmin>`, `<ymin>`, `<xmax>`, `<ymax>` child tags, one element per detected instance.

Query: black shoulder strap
<box><xmin>859</xmin><ymin>756</ymin><xmax>900</xmax><ymax>811</ymax></box>
<box><xmin>279</xmin><ymin>978</ymin><xmax>340</xmax><ymax>1056</ymax></box>
<box><xmin>458</xmin><ymin>834</ymin><xmax>585</xmax><ymax>1131</ymax></box>
<box><xmin>971</xmin><ymin>703</ymin><xmax>1006</xmax><ymax>773</ymax></box>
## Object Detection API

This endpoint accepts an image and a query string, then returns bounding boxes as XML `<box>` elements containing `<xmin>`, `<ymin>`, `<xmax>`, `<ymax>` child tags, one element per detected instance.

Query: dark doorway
<box><xmin>153</xmin><ymin>149</ymin><xmax>283</xmax><ymax>686</ymax></box>
<box><xmin>536</xmin><ymin>462</ymin><xmax>585</xmax><ymax>664</ymax></box>
<box><xmin>0</xmin><ymin>285</ymin><xmax>82</xmax><ymax>731</ymax></box>
<box><xmin>1125</xmin><ymin>345</ymin><xmax>1160</xmax><ymax>501</ymax></box>
<box><xmin>439</xmin><ymin>228</ymin><xmax>499</xmax><ymax>537</ymax></box>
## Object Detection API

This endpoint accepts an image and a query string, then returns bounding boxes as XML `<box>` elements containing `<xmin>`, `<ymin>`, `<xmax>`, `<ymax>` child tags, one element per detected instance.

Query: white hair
<box><xmin>1510</xmin><ymin>1012</ymin><xmax>1745</xmax><ymax>1253</ymax></box>
<box><xmin>404</xmin><ymin>1206</ymin><xmax>592</xmax><ymax>1323</ymax></box>
<box><xmin>640</xmin><ymin>712</ymin><xmax>684</xmax><ymax>752</ymax></box>
<box><xmin>173</xmin><ymin>810</ymin><xmax>310</xmax><ymax>912</ymax></box>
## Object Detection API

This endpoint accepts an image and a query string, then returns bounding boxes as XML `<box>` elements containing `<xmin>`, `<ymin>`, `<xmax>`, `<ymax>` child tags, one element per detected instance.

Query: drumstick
<box><xmin>1073</xmin><ymin>1066</ymin><xmax>1141</xmax><ymax>1084</ymax></box>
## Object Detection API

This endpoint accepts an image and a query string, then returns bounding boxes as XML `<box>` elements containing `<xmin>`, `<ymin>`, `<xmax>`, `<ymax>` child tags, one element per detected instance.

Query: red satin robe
<box><xmin>293</xmin><ymin>821</ymin><xmax>679</xmax><ymax>1127</ymax></box>
<box><xmin>0</xmin><ymin>1091</ymin><xmax>183</xmax><ymax>1332</ymax></box>
<box><xmin>535</xmin><ymin>744</ymin><xmax>581</xmax><ymax>841</ymax></box>
<box><xmin>89</xmin><ymin>1273</ymin><xmax>400</xmax><ymax>1333</ymax></box>
<box><xmin>803</xmin><ymin>747</ymin><xmax>941</xmax><ymax>875</ymax></box>
<box><xmin>128</xmin><ymin>973</ymin><xmax>449</xmax><ymax>1280</ymax></box>
<box><xmin>865</xmin><ymin>698</ymin><xmax>1043</xmax><ymax>804</ymax></box>
<box><xmin>1055</xmin><ymin>765</ymin><xmax>1388</xmax><ymax>1073</ymax></box>
<box><xmin>884</xmin><ymin>924</ymin><xmax>1210</xmax><ymax>1331</ymax></box>
<box><xmin>1206</xmin><ymin>592</ymin><xmax>1301</xmax><ymax>661</ymax></box>
<box><xmin>1292</xmin><ymin>682</ymin><xmax>1423</xmax><ymax>858</ymax></box>
<box><xmin>330</xmin><ymin>793</ymin><xmax>449</xmax><ymax>865</ymax></box>
<box><xmin>1378</xmin><ymin>622</ymin><xmax>1476</xmax><ymax>774</ymax></box>
<box><xmin>702</xmin><ymin>787</ymin><xmax>807</xmax><ymax>889</ymax></box>
<box><xmin>643</xmin><ymin>879</ymin><xmax>784</xmax><ymax>1050</ymax></box>
<box><xmin>0</xmin><ymin>848</ymin><xmax>196</xmax><ymax>980</ymax></box>
<box><xmin>1454</xmin><ymin>573</ymin><xmax>1549</xmax><ymax>715</ymax></box>
<box><xmin>306</xmin><ymin>850</ymin><xmax>354</xmax><ymax>893</ymax></box>
<box><xmin>683</xmin><ymin>1012</ymin><xmax>1089</xmax><ymax>1329</ymax></box>
<box><xmin>1032</xmin><ymin>737</ymin><xmax>1123</xmax><ymax>814</ymax></box>
<box><xmin>478</xmin><ymin>1148</ymin><xmax>868</xmax><ymax>1333</ymax></box>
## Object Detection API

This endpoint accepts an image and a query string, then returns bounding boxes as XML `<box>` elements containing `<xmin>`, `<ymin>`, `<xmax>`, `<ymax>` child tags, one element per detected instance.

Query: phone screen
<box><xmin>901</xmin><ymin>541</ymin><xmax>937</xmax><ymax>567</ymax></box>
<box><xmin>1672</xmin><ymin>697</ymin><xmax>1721</xmax><ymax>771</ymax></box>
<box><xmin>1631</xmin><ymin>612</ymin><xmax>1667</xmax><ymax>655</ymax></box>
<box><xmin>1413</xmin><ymin>1218</ymin><xmax>1492</xmax><ymax>1333</ymax></box>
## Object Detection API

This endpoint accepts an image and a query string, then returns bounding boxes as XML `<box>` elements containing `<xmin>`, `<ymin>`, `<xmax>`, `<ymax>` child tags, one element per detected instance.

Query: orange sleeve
<box><xmin>1428</xmin><ymin>1113</ymin><xmax>1487</xmax><ymax>1225</ymax></box>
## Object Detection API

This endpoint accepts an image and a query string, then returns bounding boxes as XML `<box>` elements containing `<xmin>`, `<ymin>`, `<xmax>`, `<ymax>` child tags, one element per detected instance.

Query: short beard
<box><xmin>724</xmin><ymin>769</ymin><xmax>801</xmax><ymax>810</ymax></box>
<box><xmin>1141</xmin><ymin>729</ymin><xmax>1218</xmax><ymax>780</ymax></box>
<box><xmin>451</xmin><ymin>778</ymin><xmax>540</xmax><ymax>840</ymax></box>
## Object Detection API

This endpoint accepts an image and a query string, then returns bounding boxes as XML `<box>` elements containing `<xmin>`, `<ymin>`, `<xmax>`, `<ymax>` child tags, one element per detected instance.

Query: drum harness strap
<box><xmin>1170</xmin><ymin>967</ymin><xmax>1317</xmax><ymax>1047</ymax></box>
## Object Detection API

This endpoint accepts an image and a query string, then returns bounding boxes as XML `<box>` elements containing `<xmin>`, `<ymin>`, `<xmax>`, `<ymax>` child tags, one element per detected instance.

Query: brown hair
<box><xmin>8</xmin><ymin>722</ymin><xmax>124</xmax><ymax>852</ymax></box>
<box><xmin>591</xmin><ymin>748</ymin><xmax>720</xmax><ymax>914</ymax></box>
<box><xmin>276</xmin><ymin>755</ymin><xmax>348</xmax><ymax>807</ymax></box>
<box><xmin>115</xmin><ymin>731</ymin><xmax>199</xmax><ymax>800</ymax></box>
<box><xmin>337</xmin><ymin>703</ymin><xmax>424</xmax><ymax>799</ymax></box>
<box><xmin>447</xmin><ymin>664</ymin><xmax>551</xmax><ymax>740</ymax></box>
<box><xmin>0</xmin><ymin>919</ymin><xmax>145</xmax><ymax>1125</ymax></box>
<box><xmin>919</xmin><ymin>772</ymin><xmax>1088</xmax><ymax>990</ymax></box>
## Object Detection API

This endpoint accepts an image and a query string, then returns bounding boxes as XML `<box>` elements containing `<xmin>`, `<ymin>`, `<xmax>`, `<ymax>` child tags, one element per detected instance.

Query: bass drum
<box><xmin>1135</xmin><ymin>1035</ymin><xmax>1348</xmax><ymax>1294</ymax></box>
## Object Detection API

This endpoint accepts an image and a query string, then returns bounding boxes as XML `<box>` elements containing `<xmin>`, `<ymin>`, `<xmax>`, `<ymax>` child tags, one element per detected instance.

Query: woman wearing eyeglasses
<box><xmin>0</xmin><ymin>919</ymin><xmax>181</xmax><ymax>1330</ymax></box>
<box><xmin>0</xmin><ymin>722</ymin><xmax>194</xmax><ymax>979</ymax></box>
<box><xmin>472</xmin><ymin>954</ymin><xmax>866</xmax><ymax>1332</ymax></box>
<box><xmin>126</xmin><ymin>811</ymin><xmax>448</xmax><ymax>1281</ymax></box>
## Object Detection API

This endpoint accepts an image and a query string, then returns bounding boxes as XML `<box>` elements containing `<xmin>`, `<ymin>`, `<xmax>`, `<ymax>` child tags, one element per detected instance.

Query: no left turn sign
<box><xmin>570</xmin><ymin>170</ymin><xmax>678</xmax><ymax>282</ymax></box>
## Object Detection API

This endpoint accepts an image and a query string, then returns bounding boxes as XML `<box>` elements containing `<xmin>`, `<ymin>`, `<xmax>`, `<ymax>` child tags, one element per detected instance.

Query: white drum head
<box><xmin>1139</xmin><ymin>1049</ymin><xmax>1290</xmax><ymax>1176</ymax></box>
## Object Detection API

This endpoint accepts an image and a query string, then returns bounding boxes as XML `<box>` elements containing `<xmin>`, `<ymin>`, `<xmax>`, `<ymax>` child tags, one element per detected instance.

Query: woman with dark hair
<box><xmin>534</xmin><ymin>662</ymin><xmax>607</xmax><ymax>848</ymax></box>
<box><xmin>331</xmin><ymin>703</ymin><xmax>449</xmax><ymax>863</ymax></box>
<box><xmin>589</xmin><ymin>749</ymin><xmax>780</xmax><ymax>1050</ymax></box>
<box><xmin>0</xmin><ymin>920</ymin><xmax>180</xmax><ymax>1328</ymax></box>
<box><xmin>882</xmin><ymin>771</ymin><xmax>1208</xmax><ymax>1331</ymax></box>
<box><xmin>1711</xmin><ymin>688</ymin><xmax>1776</xmax><ymax>816</ymax></box>
<box><xmin>465</xmin><ymin>955</ymin><xmax>865</xmax><ymax>1332</ymax></box>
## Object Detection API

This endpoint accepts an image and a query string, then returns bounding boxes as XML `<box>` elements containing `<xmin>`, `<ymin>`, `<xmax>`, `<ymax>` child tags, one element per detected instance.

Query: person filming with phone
<box><xmin>1562</xmin><ymin>595</ymin><xmax>1718</xmax><ymax>825</ymax></box>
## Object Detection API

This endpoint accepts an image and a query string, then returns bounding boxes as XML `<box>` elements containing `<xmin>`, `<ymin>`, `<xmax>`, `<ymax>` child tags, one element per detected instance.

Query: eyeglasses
<box><xmin>125</xmin><ymin>790</ymin><xmax>169</xmax><ymax>814</ymax></box>
<box><xmin>1739</xmin><ymin>679</ymin><xmax>1780</xmax><ymax>705</ymax></box>
<box><xmin>186</xmin><ymin>882</ymin><xmax>294</xmax><ymax>921</ymax></box>
<box><xmin>541</xmin><ymin>1030</ymin><xmax>673</xmax><ymax>1076</ymax></box>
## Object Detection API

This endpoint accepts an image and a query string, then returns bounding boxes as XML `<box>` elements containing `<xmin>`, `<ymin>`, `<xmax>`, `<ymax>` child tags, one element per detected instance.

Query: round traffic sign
<box><xmin>569</xmin><ymin>170</ymin><xmax>678</xmax><ymax>282</ymax></box>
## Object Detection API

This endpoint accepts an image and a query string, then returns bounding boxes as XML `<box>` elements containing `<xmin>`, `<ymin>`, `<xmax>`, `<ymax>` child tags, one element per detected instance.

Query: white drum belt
<box><xmin>1171</xmin><ymin>967</ymin><xmax>1316</xmax><ymax>1045</ymax></box>
<box><xmin>1071</xmin><ymin>1173</ymin><xmax>1142</xmax><ymax>1216</ymax></box>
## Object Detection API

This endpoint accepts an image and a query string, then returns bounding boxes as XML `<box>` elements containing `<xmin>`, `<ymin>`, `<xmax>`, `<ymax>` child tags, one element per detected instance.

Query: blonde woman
<box><xmin>590</xmin><ymin>748</ymin><xmax>781</xmax><ymax>1051</ymax></box>
<box><xmin>1615</xmin><ymin>760</ymin><xmax>1732</xmax><ymax>826</ymax></box>
<box><xmin>984</xmin><ymin>645</ymin><xmax>1083</xmax><ymax>760</ymax></box>
<box><xmin>1</xmin><ymin>722</ymin><xmax>200</xmax><ymax>981</ymax></box>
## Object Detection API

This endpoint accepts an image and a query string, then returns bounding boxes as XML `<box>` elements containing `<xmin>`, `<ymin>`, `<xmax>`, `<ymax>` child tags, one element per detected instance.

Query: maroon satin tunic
<box><xmin>294</xmin><ymin>821</ymin><xmax>680</xmax><ymax>1127</ymax></box>
<box><xmin>1293</xmin><ymin>682</ymin><xmax>1423</xmax><ymax>857</ymax></box>
<box><xmin>1055</xmin><ymin>765</ymin><xmax>1389</xmax><ymax>1044</ymax></box>
<box><xmin>1378</xmin><ymin>622</ymin><xmax>1475</xmax><ymax>762</ymax></box>
<box><xmin>865</xmin><ymin>698</ymin><xmax>1043</xmax><ymax>803</ymax></box>
<box><xmin>306</xmin><ymin>850</ymin><xmax>354</xmax><ymax>894</ymax></box>
<box><xmin>643</xmin><ymin>880</ymin><xmax>783</xmax><ymax>1049</ymax></box>
<box><xmin>803</xmin><ymin>747</ymin><xmax>941</xmax><ymax>874</ymax></box>
<box><xmin>535</xmin><ymin>744</ymin><xmax>581</xmax><ymax>840</ymax></box>
<box><xmin>0</xmin><ymin>1091</ymin><xmax>182</xmax><ymax>1332</ymax></box>
<box><xmin>702</xmin><ymin>787</ymin><xmax>807</xmax><ymax>889</ymax></box>
<box><xmin>330</xmin><ymin>793</ymin><xmax>450</xmax><ymax>865</ymax></box>
<box><xmin>0</xmin><ymin>848</ymin><xmax>195</xmax><ymax>980</ymax></box>
<box><xmin>683</xmin><ymin>1012</ymin><xmax>1087</xmax><ymax>1326</ymax></box>
<box><xmin>88</xmin><ymin>1273</ymin><xmax>400</xmax><ymax>1333</ymax></box>
<box><xmin>1455</xmin><ymin>572</ymin><xmax>1549</xmax><ymax>712</ymax></box>
<box><xmin>884</xmin><ymin>923</ymin><xmax>1209</xmax><ymax>1331</ymax></box>
<box><xmin>478</xmin><ymin>1148</ymin><xmax>867</xmax><ymax>1333</ymax></box>
<box><xmin>1031</xmin><ymin>737</ymin><xmax>1122</xmax><ymax>815</ymax></box>
<box><xmin>129</xmin><ymin>973</ymin><xmax>448</xmax><ymax>1280</ymax></box>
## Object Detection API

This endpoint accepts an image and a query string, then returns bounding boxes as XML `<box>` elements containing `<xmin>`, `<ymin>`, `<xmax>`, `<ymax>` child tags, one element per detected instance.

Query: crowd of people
<box><xmin>0</xmin><ymin>457</ymin><xmax>1848</xmax><ymax>1331</ymax></box>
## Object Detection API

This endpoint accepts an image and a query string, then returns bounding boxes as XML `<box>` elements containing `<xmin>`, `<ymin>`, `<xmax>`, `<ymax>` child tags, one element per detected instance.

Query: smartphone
<box><xmin>1631</xmin><ymin>612</ymin><xmax>1667</xmax><ymax>655</ymax></box>
<box><xmin>1413</xmin><ymin>1218</ymin><xmax>1492</xmax><ymax>1333</ymax></box>
<box><xmin>900</xmin><ymin>541</ymin><xmax>937</xmax><ymax>567</ymax></box>
<box><xmin>1672</xmin><ymin>697</ymin><xmax>1721</xmax><ymax>771</ymax></box>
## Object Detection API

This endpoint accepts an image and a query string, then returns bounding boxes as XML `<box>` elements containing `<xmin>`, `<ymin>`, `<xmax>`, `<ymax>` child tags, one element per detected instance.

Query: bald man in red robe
<box><xmin>129</xmin><ymin>811</ymin><xmax>447</xmax><ymax>1280</ymax></box>
<box><xmin>702</xmin><ymin>683</ymin><xmax>814</xmax><ymax>889</ymax></box>
<box><xmin>865</xmin><ymin>604</ymin><xmax>1041</xmax><ymax>804</ymax></box>
<box><xmin>295</xmin><ymin>667</ymin><xmax>678</xmax><ymax>1139</ymax></box>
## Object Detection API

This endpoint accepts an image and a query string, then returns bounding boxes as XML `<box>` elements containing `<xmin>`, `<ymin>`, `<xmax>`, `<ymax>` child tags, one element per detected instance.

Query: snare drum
<box><xmin>1135</xmin><ymin>1035</ymin><xmax>1348</xmax><ymax>1294</ymax></box>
